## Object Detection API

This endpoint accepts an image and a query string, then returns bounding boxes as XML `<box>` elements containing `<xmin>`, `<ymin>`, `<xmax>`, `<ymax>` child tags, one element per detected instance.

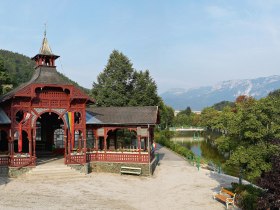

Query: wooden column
<box><xmin>28</xmin><ymin>129</ymin><xmax>32</xmax><ymax>156</ymax></box>
<box><xmin>67</xmin><ymin>129</ymin><xmax>71</xmax><ymax>155</ymax></box>
<box><xmin>104</xmin><ymin>129</ymin><xmax>107</xmax><ymax>150</ymax></box>
<box><xmin>104</xmin><ymin>128</ymin><xmax>108</xmax><ymax>160</ymax></box>
<box><xmin>94</xmin><ymin>128</ymin><xmax>99</xmax><ymax>151</ymax></box>
<box><xmin>9</xmin><ymin>129</ymin><xmax>13</xmax><ymax>156</ymax></box>
<box><xmin>64</xmin><ymin>127</ymin><xmax>67</xmax><ymax>164</ymax></box>
<box><xmin>114</xmin><ymin>131</ymin><xmax>117</xmax><ymax>150</ymax></box>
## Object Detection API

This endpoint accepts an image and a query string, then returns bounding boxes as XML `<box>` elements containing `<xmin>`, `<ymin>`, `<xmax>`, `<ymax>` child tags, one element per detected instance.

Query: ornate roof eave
<box><xmin>31</xmin><ymin>54</ymin><xmax>60</xmax><ymax>61</ymax></box>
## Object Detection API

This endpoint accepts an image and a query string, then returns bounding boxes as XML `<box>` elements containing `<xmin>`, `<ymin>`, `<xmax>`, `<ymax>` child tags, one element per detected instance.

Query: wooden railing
<box><xmin>86</xmin><ymin>152</ymin><xmax>150</xmax><ymax>163</ymax></box>
<box><xmin>0</xmin><ymin>156</ymin><xmax>9</xmax><ymax>166</ymax></box>
<box><xmin>10</xmin><ymin>156</ymin><xmax>36</xmax><ymax>167</ymax></box>
<box><xmin>65</xmin><ymin>154</ymin><xmax>85</xmax><ymax>165</ymax></box>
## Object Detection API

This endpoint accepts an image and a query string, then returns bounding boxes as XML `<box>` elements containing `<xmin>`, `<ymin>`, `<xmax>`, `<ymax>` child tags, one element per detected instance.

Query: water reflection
<box><xmin>170</xmin><ymin>133</ymin><xmax>226</xmax><ymax>164</ymax></box>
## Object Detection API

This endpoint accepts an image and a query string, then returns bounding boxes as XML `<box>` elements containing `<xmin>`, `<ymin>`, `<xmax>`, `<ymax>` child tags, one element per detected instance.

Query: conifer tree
<box><xmin>91</xmin><ymin>50</ymin><xmax>160</xmax><ymax>107</ymax></box>
<box><xmin>91</xmin><ymin>50</ymin><xmax>134</xmax><ymax>106</ymax></box>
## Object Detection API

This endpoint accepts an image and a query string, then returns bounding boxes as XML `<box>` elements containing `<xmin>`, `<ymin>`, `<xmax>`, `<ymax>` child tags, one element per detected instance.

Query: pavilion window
<box><xmin>35</xmin><ymin>121</ymin><xmax>41</xmax><ymax>141</ymax></box>
<box><xmin>54</xmin><ymin>128</ymin><xmax>64</xmax><ymax>148</ymax></box>
<box><xmin>86</xmin><ymin>129</ymin><xmax>94</xmax><ymax>149</ymax></box>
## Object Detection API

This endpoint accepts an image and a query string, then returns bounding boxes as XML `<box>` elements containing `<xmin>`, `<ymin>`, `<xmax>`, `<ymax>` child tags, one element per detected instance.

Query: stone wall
<box><xmin>90</xmin><ymin>161</ymin><xmax>151</xmax><ymax>176</ymax></box>
<box><xmin>8</xmin><ymin>167</ymin><xmax>32</xmax><ymax>178</ymax></box>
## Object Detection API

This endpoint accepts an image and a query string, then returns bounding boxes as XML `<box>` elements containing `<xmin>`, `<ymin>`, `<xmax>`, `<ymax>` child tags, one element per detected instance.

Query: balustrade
<box><xmin>0</xmin><ymin>156</ymin><xmax>9</xmax><ymax>166</ymax></box>
<box><xmin>9</xmin><ymin>156</ymin><xmax>36</xmax><ymax>167</ymax></box>
<box><xmin>85</xmin><ymin>151</ymin><xmax>149</xmax><ymax>163</ymax></box>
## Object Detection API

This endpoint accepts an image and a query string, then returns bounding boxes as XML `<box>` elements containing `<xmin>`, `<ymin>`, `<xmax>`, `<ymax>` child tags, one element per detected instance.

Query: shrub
<box><xmin>231</xmin><ymin>183</ymin><xmax>263</xmax><ymax>210</ymax></box>
<box><xmin>155</xmin><ymin>131</ymin><xmax>196</xmax><ymax>162</ymax></box>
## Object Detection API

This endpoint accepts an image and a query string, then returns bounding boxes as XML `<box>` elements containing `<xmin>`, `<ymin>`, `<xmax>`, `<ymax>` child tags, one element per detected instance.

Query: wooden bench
<box><xmin>213</xmin><ymin>187</ymin><xmax>236</xmax><ymax>209</ymax></box>
<box><xmin>120</xmin><ymin>166</ymin><xmax>141</xmax><ymax>175</ymax></box>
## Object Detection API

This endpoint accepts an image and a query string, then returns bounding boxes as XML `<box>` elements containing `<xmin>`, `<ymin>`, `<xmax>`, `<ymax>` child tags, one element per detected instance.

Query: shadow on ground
<box><xmin>0</xmin><ymin>176</ymin><xmax>10</xmax><ymax>187</ymax></box>
<box><xmin>155</xmin><ymin>144</ymin><xmax>165</xmax><ymax>161</ymax></box>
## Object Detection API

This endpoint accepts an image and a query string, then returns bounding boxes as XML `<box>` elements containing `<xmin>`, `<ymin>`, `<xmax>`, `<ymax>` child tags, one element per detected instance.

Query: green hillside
<box><xmin>0</xmin><ymin>49</ymin><xmax>89</xmax><ymax>94</ymax></box>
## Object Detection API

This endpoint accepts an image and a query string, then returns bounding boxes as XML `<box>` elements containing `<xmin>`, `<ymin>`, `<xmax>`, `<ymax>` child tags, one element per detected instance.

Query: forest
<box><xmin>0</xmin><ymin>49</ymin><xmax>89</xmax><ymax>95</ymax></box>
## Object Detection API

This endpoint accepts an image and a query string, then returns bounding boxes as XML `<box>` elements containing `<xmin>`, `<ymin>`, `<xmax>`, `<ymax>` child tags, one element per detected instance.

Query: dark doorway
<box><xmin>35</xmin><ymin>112</ymin><xmax>64</xmax><ymax>155</ymax></box>
<box><xmin>13</xmin><ymin>130</ymin><xmax>29</xmax><ymax>153</ymax></box>
<box><xmin>0</xmin><ymin>130</ymin><xmax>8</xmax><ymax>153</ymax></box>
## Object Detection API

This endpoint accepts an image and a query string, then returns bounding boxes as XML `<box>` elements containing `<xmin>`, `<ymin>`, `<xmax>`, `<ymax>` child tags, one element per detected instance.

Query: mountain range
<box><xmin>161</xmin><ymin>75</ymin><xmax>280</xmax><ymax>110</ymax></box>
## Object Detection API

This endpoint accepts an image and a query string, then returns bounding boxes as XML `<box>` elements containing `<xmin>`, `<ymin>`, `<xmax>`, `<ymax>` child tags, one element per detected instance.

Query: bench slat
<box><xmin>120</xmin><ymin>166</ymin><xmax>141</xmax><ymax>175</ymax></box>
<box><xmin>221</xmin><ymin>188</ymin><xmax>235</xmax><ymax>197</ymax></box>
<box><xmin>121</xmin><ymin>170</ymin><xmax>141</xmax><ymax>175</ymax></box>
<box><xmin>213</xmin><ymin>188</ymin><xmax>235</xmax><ymax>209</ymax></box>
<box><xmin>121</xmin><ymin>167</ymin><xmax>141</xmax><ymax>170</ymax></box>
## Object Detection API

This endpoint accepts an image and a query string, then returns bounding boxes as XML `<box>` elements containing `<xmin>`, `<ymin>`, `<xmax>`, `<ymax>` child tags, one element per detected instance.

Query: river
<box><xmin>170</xmin><ymin>131</ymin><xmax>226</xmax><ymax>164</ymax></box>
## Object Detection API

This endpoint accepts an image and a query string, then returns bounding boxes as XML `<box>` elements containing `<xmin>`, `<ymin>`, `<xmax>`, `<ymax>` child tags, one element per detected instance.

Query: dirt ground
<box><xmin>0</xmin><ymin>145</ymin><xmax>238</xmax><ymax>210</ymax></box>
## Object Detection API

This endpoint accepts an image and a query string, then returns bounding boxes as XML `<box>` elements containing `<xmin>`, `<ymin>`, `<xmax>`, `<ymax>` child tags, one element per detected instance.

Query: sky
<box><xmin>1</xmin><ymin>0</ymin><xmax>280</xmax><ymax>94</ymax></box>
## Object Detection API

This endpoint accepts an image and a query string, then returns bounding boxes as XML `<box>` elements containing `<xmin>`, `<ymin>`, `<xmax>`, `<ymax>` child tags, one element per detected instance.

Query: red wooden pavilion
<box><xmin>0</xmin><ymin>32</ymin><xmax>158</xmax><ymax>176</ymax></box>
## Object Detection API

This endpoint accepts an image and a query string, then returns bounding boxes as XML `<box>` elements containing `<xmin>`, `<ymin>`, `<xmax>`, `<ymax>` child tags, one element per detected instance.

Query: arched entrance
<box><xmin>35</xmin><ymin>112</ymin><xmax>65</xmax><ymax>156</ymax></box>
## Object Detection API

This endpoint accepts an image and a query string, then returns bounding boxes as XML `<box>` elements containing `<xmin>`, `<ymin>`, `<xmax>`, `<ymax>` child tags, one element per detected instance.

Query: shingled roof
<box><xmin>86</xmin><ymin>106</ymin><xmax>159</xmax><ymax>125</ymax></box>
<box><xmin>0</xmin><ymin>108</ymin><xmax>11</xmax><ymax>124</ymax></box>
<box><xmin>0</xmin><ymin>66</ymin><xmax>74</xmax><ymax>103</ymax></box>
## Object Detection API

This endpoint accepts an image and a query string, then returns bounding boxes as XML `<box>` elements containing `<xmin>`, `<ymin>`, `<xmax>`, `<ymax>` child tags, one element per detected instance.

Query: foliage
<box><xmin>173</xmin><ymin>113</ymin><xmax>192</xmax><ymax>127</ymax></box>
<box><xmin>172</xmin><ymin>106</ymin><xmax>196</xmax><ymax>127</ymax></box>
<box><xmin>91</xmin><ymin>50</ymin><xmax>160</xmax><ymax>107</ymax></box>
<box><xmin>0</xmin><ymin>58</ymin><xmax>12</xmax><ymax>94</ymax></box>
<box><xmin>200</xmin><ymin>94</ymin><xmax>280</xmax><ymax>183</ymax></box>
<box><xmin>158</xmin><ymin>101</ymin><xmax>174</xmax><ymax>129</ymax></box>
<box><xmin>91</xmin><ymin>50</ymin><xmax>172</xmax><ymax>128</ymax></box>
<box><xmin>178</xmin><ymin>106</ymin><xmax>192</xmax><ymax>116</ymax></box>
<box><xmin>231</xmin><ymin>183</ymin><xmax>263</xmax><ymax>210</ymax></box>
<box><xmin>212</xmin><ymin>100</ymin><xmax>234</xmax><ymax>111</ymax></box>
<box><xmin>91</xmin><ymin>50</ymin><xmax>134</xmax><ymax>106</ymax></box>
<box><xmin>129</xmin><ymin>70</ymin><xmax>160</xmax><ymax>106</ymax></box>
<box><xmin>155</xmin><ymin>130</ymin><xmax>195</xmax><ymax>160</ymax></box>
<box><xmin>225</xmin><ymin>143</ymin><xmax>277</xmax><ymax>182</ymax></box>
<box><xmin>0</xmin><ymin>49</ymin><xmax>89</xmax><ymax>96</ymax></box>
<box><xmin>257</xmin><ymin>140</ymin><xmax>280</xmax><ymax>209</ymax></box>
<box><xmin>268</xmin><ymin>89</ymin><xmax>280</xmax><ymax>98</ymax></box>
<box><xmin>200</xmin><ymin>107</ymin><xmax>220</xmax><ymax>129</ymax></box>
<box><xmin>0</xmin><ymin>49</ymin><xmax>34</xmax><ymax>87</ymax></box>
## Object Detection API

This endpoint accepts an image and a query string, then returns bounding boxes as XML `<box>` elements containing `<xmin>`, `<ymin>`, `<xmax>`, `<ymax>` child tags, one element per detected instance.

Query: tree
<box><xmin>225</xmin><ymin>143</ymin><xmax>276</xmax><ymax>182</ymax></box>
<box><xmin>212</xmin><ymin>100</ymin><xmax>234</xmax><ymax>111</ymax></box>
<box><xmin>268</xmin><ymin>89</ymin><xmax>280</xmax><ymax>98</ymax></box>
<box><xmin>129</xmin><ymin>70</ymin><xmax>160</xmax><ymax>106</ymax></box>
<box><xmin>158</xmin><ymin>100</ymin><xmax>174</xmax><ymax>129</ymax></box>
<box><xmin>200</xmin><ymin>107</ymin><xmax>220</xmax><ymax>129</ymax></box>
<box><xmin>178</xmin><ymin>106</ymin><xmax>192</xmax><ymax>116</ymax></box>
<box><xmin>91</xmin><ymin>50</ymin><xmax>134</xmax><ymax>106</ymax></box>
<box><xmin>211</xmin><ymin>95</ymin><xmax>280</xmax><ymax>183</ymax></box>
<box><xmin>0</xmin><ymin>58</ymin><xmax>11</xmax><ymax>95</ymax></box>
<box><xmin>91</xmin><ymin>50</ymin><xmax>161</xmax><ymax>108</ymax></box>
<box><xmin>257</xmin><ymin>141</ymin><xmax>280</xmax><ymax>209</ymax></box>
<box><xmin>173</xmin><ymin>114</ymin><xmax>192</xmax><ymax>127</ymax></box>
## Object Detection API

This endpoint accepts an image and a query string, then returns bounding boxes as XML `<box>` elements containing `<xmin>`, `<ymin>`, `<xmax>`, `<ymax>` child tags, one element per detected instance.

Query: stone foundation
<box><xmin>69</xmin><ymin>161</ymin><xmax>156</xmax><ymax>176</ymax></box>
<box><xmin>90</xmin><ymin>161</ymin><xmax>151</xmax><ymax>176</ymax></box>
<box><xmin>8</xmin><ymin>167</ymin><xmax>33</xmax><ymax>178</ymax></box>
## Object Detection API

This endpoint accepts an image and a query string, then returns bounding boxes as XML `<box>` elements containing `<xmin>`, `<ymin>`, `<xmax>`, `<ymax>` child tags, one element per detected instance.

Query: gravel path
<box><xmin>0</xmin><ymin>145</ymin><xmax>237</xmax><ymax>210</ymax></box>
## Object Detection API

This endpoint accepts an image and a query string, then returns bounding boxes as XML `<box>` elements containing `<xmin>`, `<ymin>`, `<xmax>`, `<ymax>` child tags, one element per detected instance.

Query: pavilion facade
<box><xmin>0</xmin><ymin>33</ymin><xmax>158</xmax><ymax>177</ymax></box>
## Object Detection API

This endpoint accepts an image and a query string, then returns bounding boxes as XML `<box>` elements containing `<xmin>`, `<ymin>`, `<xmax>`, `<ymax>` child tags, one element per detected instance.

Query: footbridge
<box><xmin>169</xmin><ymin>127</ymin><xmax>205</xmax><ymax>132</ymax></box>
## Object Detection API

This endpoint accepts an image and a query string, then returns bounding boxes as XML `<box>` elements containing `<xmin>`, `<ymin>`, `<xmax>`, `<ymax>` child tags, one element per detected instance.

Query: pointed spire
<box><xmin>39</xmin><ymin>24</ymin><xmax>53</xmax><ymax>55</ymax></box>
<box><xmin>32</xmin><ymin>27</ymin><xmax>60</xmax><ymax>68</ymax></box>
